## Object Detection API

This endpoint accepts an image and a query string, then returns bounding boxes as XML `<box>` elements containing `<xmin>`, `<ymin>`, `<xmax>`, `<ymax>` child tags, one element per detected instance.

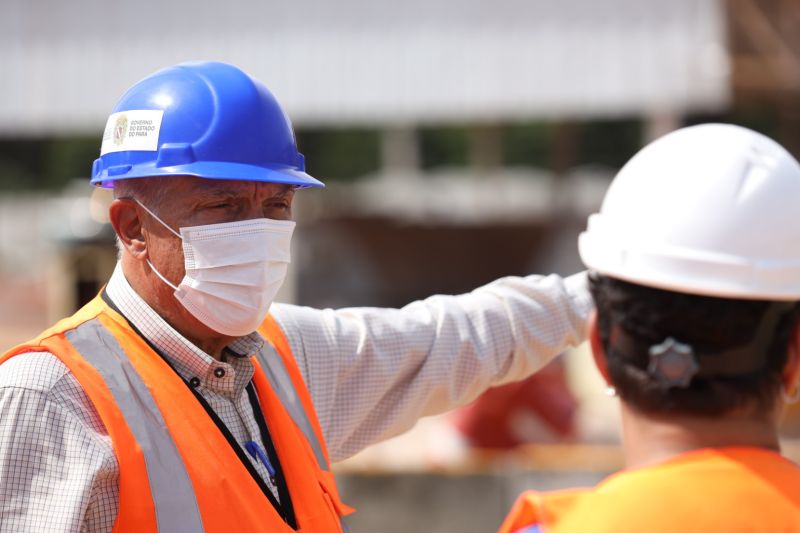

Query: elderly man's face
<box><xmin>141</xmin><ymin>175</ymin><xmax>296</xmax><ymax>290</ymax></box>
<box><xmin>158</xmin><ymin>175</ymin><xmax>296</xmax><ymax>226</ymax></box>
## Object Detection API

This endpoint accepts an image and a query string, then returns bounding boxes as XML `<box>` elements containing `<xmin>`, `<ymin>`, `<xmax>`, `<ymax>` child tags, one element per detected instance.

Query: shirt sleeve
<box><xmin>0</xmin><ymin>352</ymin><xmax>118</xmax><ymax>533</ymax></box>
<box><xmin>271</xmin><ymin>272</ymin><xmax>592</xmax><ymax>462</ymax></box>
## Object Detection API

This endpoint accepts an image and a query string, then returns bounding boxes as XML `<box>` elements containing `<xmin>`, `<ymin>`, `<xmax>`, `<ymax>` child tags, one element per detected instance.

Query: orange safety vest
<box><xmin>499</xmin><ymin>447</ymin><xmax>800</xmax><ymax>533</ymax></box>
<box><xmin>1</xmin><ymin>294</ymin><xmax>354</xmax><ymax>532</ymax></box>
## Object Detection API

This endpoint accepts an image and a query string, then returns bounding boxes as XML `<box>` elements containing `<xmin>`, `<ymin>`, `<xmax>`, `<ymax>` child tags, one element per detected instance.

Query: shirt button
<box><xmin>189</xmin><ymin>377</ymin><xmax>201</xmax><ymax>388</ymax></box>
<box><xmin>214</xmin><ymin>367</ymin><xmax>226</xmax><ymax>378</ymax></box>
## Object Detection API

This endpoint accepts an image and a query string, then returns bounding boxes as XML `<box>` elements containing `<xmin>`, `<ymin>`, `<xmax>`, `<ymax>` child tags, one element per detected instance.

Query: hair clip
<box><xmin>647</xmin><ymin>337</ymin><xmax>699</xmax><ymax>390</ymax></box>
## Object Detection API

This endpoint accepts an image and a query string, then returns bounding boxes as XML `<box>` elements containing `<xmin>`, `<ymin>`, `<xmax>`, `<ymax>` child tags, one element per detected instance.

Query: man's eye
<box><xmin>265</xmin><ymin>199</ymin><xmax>290</xmax><ymax>210</ymax></box>
<box><xmin>207</xmin><ymin>203</ymin><xmax>231</xmax><ymax>209</ymax></box>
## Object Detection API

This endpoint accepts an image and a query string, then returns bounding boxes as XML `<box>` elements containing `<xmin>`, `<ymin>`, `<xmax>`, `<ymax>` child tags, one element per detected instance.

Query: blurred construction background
<box><xmin>2</xmin><ymin>0</ymin><xmax>800</xmax><ymax>531</ymax></box>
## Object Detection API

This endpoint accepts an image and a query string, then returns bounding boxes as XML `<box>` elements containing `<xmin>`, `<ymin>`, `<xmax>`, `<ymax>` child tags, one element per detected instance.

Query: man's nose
<box><xmin>243</xmin><ymin>204</ymin><xmax>264</xmax><ymax>220</ymax></box>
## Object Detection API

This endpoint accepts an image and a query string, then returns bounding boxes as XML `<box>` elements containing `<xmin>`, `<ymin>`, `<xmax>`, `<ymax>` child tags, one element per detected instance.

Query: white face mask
<box><xmin>135</xmin><ymin>200</ymin><xmax>295</xmax><ymax>337</ymax></box>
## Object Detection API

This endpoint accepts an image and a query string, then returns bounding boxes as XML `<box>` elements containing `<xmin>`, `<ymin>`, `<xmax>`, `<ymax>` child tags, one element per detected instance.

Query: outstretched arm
<box><xmin>272</xmin><ymin>272</ymin><xmax>591</xmax><ymax>462</ymax></box>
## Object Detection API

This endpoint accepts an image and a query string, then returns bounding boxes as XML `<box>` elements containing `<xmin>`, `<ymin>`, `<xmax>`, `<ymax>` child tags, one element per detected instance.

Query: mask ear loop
<box><xmin>132</xmin><ymin>198</ymin><xmax>182</xmax><ymax>239</ymax></box>
<box><xmin>130</xmin><ymin>198</ymin><xmax>182</xmax><ymax>291</ymax></box>
<box><xmin>146</xmin><ymin>259</ymin><xmax>180</xmax><ymax>291</ymax></box>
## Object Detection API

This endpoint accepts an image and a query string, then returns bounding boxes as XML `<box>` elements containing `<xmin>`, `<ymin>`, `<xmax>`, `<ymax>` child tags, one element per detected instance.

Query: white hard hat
<box><xmin>579</xmin><ymin>123</ymin><xmax>800</xmax><ymax>301</ymax></box>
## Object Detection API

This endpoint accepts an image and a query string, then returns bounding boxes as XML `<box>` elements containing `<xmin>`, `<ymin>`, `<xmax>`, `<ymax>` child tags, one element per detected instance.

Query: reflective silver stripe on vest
<box><xmin>65</xmin><ymin>319</ymin><xmax>204</xmax><ymax>533</ymax></box>
<box><xmin>255</xmin><ymin>343</ymin><xmax>350</xmax><ymax>531</ymax></box>
<box><xmin>254</xmin><ymin>342</ymin><xmax>329</xmax><ymax>471</ymax></box>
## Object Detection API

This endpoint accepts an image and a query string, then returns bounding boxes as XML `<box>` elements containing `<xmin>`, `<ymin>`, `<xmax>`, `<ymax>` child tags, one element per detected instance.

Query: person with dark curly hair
<box><xmin>501</xmin><ymin>123</ymin><xmax>800</xmax><ymax>533</ymax></box>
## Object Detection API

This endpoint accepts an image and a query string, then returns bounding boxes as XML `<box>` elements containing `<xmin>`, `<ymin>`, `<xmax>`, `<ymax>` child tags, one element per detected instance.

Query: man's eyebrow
<box><xmin>269</xmin><ymin>185</ymin><xmax>297</xmax><ymax>198</ymax></box>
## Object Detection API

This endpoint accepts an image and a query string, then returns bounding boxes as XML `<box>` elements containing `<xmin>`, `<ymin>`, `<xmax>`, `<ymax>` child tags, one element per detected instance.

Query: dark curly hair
<box><xmin>589</xmin><ymin>273</ymin><xmax>799</xmax><ymax>417</ymax></box>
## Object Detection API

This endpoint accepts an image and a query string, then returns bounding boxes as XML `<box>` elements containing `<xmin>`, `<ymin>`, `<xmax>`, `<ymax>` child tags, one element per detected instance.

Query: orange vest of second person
<box><xmin>0</xmin><ymin>294</ymin><xmax>353</xmax><ymax>533</ymax></box>
<box><xmin>499</xmin><ymin>447</ymin><xmax>800</xmax><ymax>533</ymax></box>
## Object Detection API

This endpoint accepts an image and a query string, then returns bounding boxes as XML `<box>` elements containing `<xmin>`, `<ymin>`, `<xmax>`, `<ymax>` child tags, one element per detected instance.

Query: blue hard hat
<box><xmin>91</xmin><ymin>61</ymin><xmax>323</xmax><ymax>188</ymax></box>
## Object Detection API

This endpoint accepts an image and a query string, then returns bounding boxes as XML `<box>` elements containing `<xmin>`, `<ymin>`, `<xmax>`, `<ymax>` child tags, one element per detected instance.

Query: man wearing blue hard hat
<box><xmin>0</xmin><ymin>61</ymin><xmax>591</xmax><ymax>532</ymax></box>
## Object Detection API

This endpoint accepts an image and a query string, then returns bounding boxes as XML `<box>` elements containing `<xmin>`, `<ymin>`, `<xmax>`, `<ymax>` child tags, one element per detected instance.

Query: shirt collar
<box><xmin>105</xmin><ymin>263</ymin><xmax>263</xmax><ymax>394</ymax></box>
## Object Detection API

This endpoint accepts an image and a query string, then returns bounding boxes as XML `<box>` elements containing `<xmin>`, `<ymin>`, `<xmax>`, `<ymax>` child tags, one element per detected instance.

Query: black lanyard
<box><xmin>245</xmin><ymin>381</ymin><xmax>296</xmax><ymax>524</ymax></box>
<box><xmin>101</xmin><ymin>291</ymin><xmax>298</xmax><ymax>528</ymax></box>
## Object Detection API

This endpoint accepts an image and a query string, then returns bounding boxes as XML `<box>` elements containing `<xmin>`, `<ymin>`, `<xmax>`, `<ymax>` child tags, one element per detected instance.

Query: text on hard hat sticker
<box><xmin>100</xmin><ymin>110</ymin><xmax>164</xmax><ymax>156</ymax></box>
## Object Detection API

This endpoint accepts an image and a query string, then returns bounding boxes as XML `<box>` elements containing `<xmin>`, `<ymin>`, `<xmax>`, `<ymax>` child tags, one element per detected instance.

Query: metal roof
<box><xmin>1</xmin><ymin>0</ymin><xmax>729</xmax><ymax>134</ymax></box>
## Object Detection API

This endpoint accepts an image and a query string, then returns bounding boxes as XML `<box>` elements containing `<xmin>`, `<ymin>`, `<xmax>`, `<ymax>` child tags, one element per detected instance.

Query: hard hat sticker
<box><xmin>100</xmin><ymin>110</ymin><xmax>164</xmax><ymax>155</ymax></box>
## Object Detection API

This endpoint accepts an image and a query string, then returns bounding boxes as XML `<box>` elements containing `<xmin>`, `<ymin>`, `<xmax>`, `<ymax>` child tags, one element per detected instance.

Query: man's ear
<box><xmin>589</xmin><ymin>310</ymin><xmax>613</xmax><ymax>386</ymax></box>
<box><xmin>109</xmin><ymin>198</ymin><xmax>147</xmax><ymax>259</ymax></box>
<box><xmin>782</xmin><ymin>318</ymin><xmax>800</xmax><ymax>396</ymax></box>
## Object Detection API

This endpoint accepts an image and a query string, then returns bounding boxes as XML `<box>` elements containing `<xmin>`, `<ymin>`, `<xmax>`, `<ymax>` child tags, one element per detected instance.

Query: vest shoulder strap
<box><xmin>258</xmin><ymin>314</ymin><xmax>330</xmax><ymax>470</ymax></box>
<box><xmin>1</xmin><ymin>295</ymin><xmax>204</xmax><ymax>533</ymax></box>
<box><xmin>258</xmin><ymin>313</ymin><xmax>355</xmax><ymax>522</ymax></box>
<box><xmin>62</xmin><ymin>315</ymin><xmax>204</xmax><ymax>532</ymax></box>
